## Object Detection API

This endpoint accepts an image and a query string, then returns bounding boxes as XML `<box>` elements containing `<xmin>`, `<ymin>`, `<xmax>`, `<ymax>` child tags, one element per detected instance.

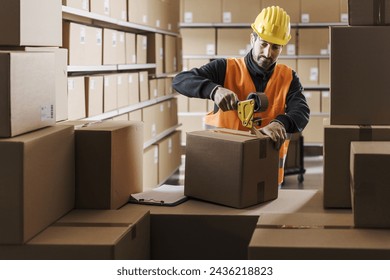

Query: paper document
<box><xmin>129</xmin><ymin>184</ymin><xmax>188</xmax><ymax>206</ymax></box>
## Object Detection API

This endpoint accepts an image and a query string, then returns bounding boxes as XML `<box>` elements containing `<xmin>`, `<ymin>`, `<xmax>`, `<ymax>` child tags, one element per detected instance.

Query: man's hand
<box><xmin>213</xmin><ymin>87</ymin><xmax>239</xmax><ymax>111</ymax></box>
<box><xmin>259</xmin><ymin>121</ymin><xmax>287</xmax><ymax>150</ymax></box>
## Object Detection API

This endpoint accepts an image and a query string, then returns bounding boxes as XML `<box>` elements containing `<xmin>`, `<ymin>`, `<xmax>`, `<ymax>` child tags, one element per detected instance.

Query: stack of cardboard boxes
<box><xmin>0</xmin><ymin>0</ymin><xmax>151</xmax><ymax>260</ymax></box>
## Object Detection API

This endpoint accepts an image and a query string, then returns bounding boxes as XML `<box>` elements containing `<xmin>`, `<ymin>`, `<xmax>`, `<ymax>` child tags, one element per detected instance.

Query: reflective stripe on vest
<box><xmin>205</xmin><ymin>58</ymin><xmax>293</xmax><ymax>184</ymax></box>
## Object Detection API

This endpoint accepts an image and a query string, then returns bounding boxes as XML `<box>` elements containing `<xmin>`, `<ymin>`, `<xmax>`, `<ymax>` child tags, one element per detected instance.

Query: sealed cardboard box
<box><xmin>178</xmin><ymin>114</ymin><xmax>205</xmax><ymax>145</ymax></box>
<box><xmin>147</xmin><ymin>33</ymin><xmax>164</xmax><ymax>75</ymax></box>
<box><xmin>185</xmin><ymin>129</ymin><xmax>279</xmax><ymax>208</ymax></box>
<box><xmin>71</xmin><ymin>120</ymin><xmax>143</xmax><ymax>209</ymax></box>
<box><xmin>324</xmin><ymin>125</ymin><xmax>390</xmax><ymax>208</ymax></box>
<box><xmin>319</xmin><ymin>58</ymin><xmax>330</xmax><ymax>85</ymax></box>
<box><xmin>321</xmin><ymin>91</ymin><xmax>330</xmax><ymax>113</ymax></box>
<box><xmin>248</xmin><ymin>213</ymin><xmax>390</xmax><ymax>260</ymax></box>
<box><xmin>297</xmin><ymin>59</ymin><xmax>319</xmax><ymax>86</ymax></box>
<box><xmin>117</xmin><ymin>73</ymin><xmax>129</xmax><ymax>108</ymax></box>
<box><xmin>110</xmin><ymin>0</ymin><xmax>127</xmax><ymax>21</ymax></box>
<box><xmin>125</xmin><ymin>33</ymin><xmax>136</xmax><ymax>64</ymax></box>
<box><xmin>85</xmin><ymin>75</ymin><xmax>104</xmax><ymax>117</ymax></box>
<box><xmin>157</xmin><ymin>131</ymin><xmax>181</xmax><ymax>182</ymax></box>
<box><xmin>298</xmin><ymin>28</ymin><xmax>329</xmax><ymax>55</ymax></box>
<box><xmin>188</xmin><ymin>98</ymin><xmax>208</xmax><ymax>112</ymax></box>
<box><xmin>0</xmin><ymin>51</ymin><xmax>55</xmax><ymax>137</ymax></box>
<box><xmin>331</xmin><ymin>26</ymin><xmax>390</xmax><ymax>125</ymax></box>
<box><xmin>303</xmin><ymin>92</ymin><xmax>321</xmax><ymax>113</ymax></box>
<box><xmin>350</xmin><ymin>141</ymin><xmax>390</xmax><ymax>228</ymax></box>
<box><xmin>142</xmin><ymin>104</ymin><xmax>158</xmax><ymax>142</ymax></box>
<box><xmin>349</xmin><ymin>0</ymin><xmax>390</xmax><ymax>25</ymax></box>
<box><xmin>0</xmin><ymin>125</ymin><xmax>75</xmax><ymax>244</ymax></box>
<box><xmin>300</xmin><ymin>0</ymin><xmax>340</xmax><ymax>23</ymax></box>
<box><xmin>282</xmin><ymin>28</ymin><xmax>297</xmax><ymax>56</ymax></box>
<box><xmin>217</xmin><ymin>28</ymin><xmax>252</xmax><ymax>56</ymax></box>
<box><xmin>129</xmin><ymin>109</ymin><xmax>142</xmax><ymax>121</ymax></box>
<box><xmin>128</xmin><ymin>73</ymin><xmax>140</xmax><ymax>105</ymax></box>
<box><xmin>302</xmin><ymin>115</ymin><xmax>325</xmax><ymax>144</ymax></box>
<box><xmin>181</xmin><ymin>28</ymin><xmax>216</xmax><ymax>56</ymax></box>
<box><xmin>136</xmin><ymin>34</ymin><xmax>148</xmax><ymax>64</ymax></box>
<box><xmin>103</xmin><ymin>29</ymin><xmax>126</xmax><ymax>65</ymax></box>
<box><xmin>90</xmin><ymin>0</ymin><xmax>110</xmax><ymax>17</ymax></box>
<box><xmin>149</xmin><ymin>79</ymin><xmax>158</xmax><ymax>99</ymax></box>
<box><xmin>143</xmin><ymin>145</ymin><xmax>159</xmax><ymax>191</ymax></box>
<box><xmin>222</xmin><ymin>0</ymin><xmax>261</xmax><ymax>23</ymax></box>
<box><xmin>0</xmin><ymin>209</ymin><xmax>150</xmax><ymax>260</ymax></box>
<box><xmin>67</xmin><ymin>76</ymin><xmax>86</xmax><ymax>120</ymax></box>
<box><xmin>0</xmin><ymin>0</ymin><xmax>62</xmax><ymax>46</ymax></box>
<box><xmin>164</xmin><ymin>35</ymin><xmax>177</xmax><ymax>73</ymax></box>
<box><xmin>103</xmin><ymin>74</ymin><xmax>118</xmax><ymax>112</ymax></box>
<box><xmin>139</xmin><ymin>71</ymin><xmax>149</xmax><ymax>102</ymax></box>
<box><xmin>128</xmin><ymin>0</ymin><xmax>151</xmax><ymax>26</ymax></box>
<box><xmin>62</xmin><ymin>0</ymin><xmax>89</xmax><ymax>11</ymax></box>
<box><xmin>261</xmin><ymin>0</ymin><xmax>301</xmax><ymax>23</ymax></box>
<box><xmin>183</xmin><ymin>0</ymin><xmax>222</xmax><ymax>23</ymax></box>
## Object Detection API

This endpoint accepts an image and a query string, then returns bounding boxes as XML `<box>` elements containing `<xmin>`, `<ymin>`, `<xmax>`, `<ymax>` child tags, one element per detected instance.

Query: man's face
<box><xmin>251</xmin><ymin>33</ymin><xmax>283</xmax><ymax>70</ymax></box>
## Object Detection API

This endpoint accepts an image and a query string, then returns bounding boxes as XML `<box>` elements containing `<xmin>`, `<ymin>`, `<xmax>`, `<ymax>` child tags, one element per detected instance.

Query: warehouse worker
<box><xmin>173</xmin><ymin>6</ymin><xmax>310</xmax><ymax>185</ymax></box>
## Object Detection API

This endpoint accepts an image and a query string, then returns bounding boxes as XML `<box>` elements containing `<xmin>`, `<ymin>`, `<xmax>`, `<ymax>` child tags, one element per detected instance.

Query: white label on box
<box><xmin>168</xmin><ymin>23</ymin><xmax>172</xmax><ymax>30</ymax></box>
<box><xmin>168</xmin><ymin>138</ymin><xmax>173</xmax><ymax>154</ymax></box>
<box><xmin>104</xmin><ymin>0</ymin><xmax>110</xmax><ymax>15</ymax></box>
<box><xmin>96</xmin><ymin>30</ymin><xmax>102</xmax><ymax>45</ymax></box>
<box><xmin>117</xmin><ymin>76</ymin><xmax>122</xmax><ymax>85</ymax></box>
<box><xmin>341</xmin><ymin>13</ymin><xmax>348</xmax><ymax>23</ymax></box>
<box><xmin>156</xmin><ymin>19</ymin><xmax>160</xmax><ymax>28</ymax></box>
<box><xmin>154</xmin><ymin>146</ymin><xmax>158</xmax><ymax>164</ymax></box>
<box><xmin>206</xmin><ymin>44</ymin><xmax>215</xmax><ymax>55</ymax></box>
<box><xmin>151</xmin><ymin>124</ymin><xmax>156</xmax><ymax>137</ymax></box>
<box><xmin>121</xmin><ymin>10</ymin><xmax>126</xmax><ymax>20</ymax></box>
<box><xmin>322</xmin><ymin>91</ymin><xmax>330</xmax><ymax>98</ymax></box>
<box><xmin>160</xmin><ymin>104</ymin><xmax>164</xmax><ymax>112</ymax></box>
<box><xmin>223</xmin><ymin>12</ymin><xmax>232</xmax><ymax>23</ymax></box>
<box><xmin>112</xmin><ymin>32</ymin><xmax>117</xmax><ymax>47</ymax></box>
<box><xmin>104</xmin><ymin>77</ymin><xmax>110</xmax><ymax>86</ymax></box>
<box><xmin>320</xmin><ymin>49</ymin><xmax>328</xmax><ymax>55</ymax></box>
<box><xmin>82</xmin><ymin>0</ymin><xmax>88</xmax><ymax>10</ymax></box>
<box><xmin>287</xmin><ymin>44</ymin><xmax>296</xmax><ymax>55</ymax></box>
<box><xmin>120</xmin><ymin>33</ymin><xmax>125</xmax><ymax>43</ymax></box>
<box><xmin>90</xmin><ymin>79</ymin><xmax>96</xmax><ymax>90</ymax></box>
<box><xmin>154</xmin><ymin>89</ymin><xmax>158</xmax><ymax>97</ymax></box>
<box><xmin>173</xmin><ymin>57</ymin><xmax>177</xmax><ymax>71</ymax></box>
<box><xmin>140</xmin><ymin>73</ymin><xmax>144</xmax><ymax>82</ymax></box>
<box><xmin>142</xmin><ymin>37</ymin><xmax>147</xmax><ymax>49</ymax></box>
<box><xmin>168</xmin><ymin>101</ymin><xmax>171</xmax><ymax>108</ymax></box>
<box><xmin>142</xmin><ymin>15</ymin><xmax>148</xmax><ymax>23</ymax></box>
<box><xmin>41</xmin><ymin>104</ymin><xmax>54</xmax><ymax>121</ymax></box>
<box><xmin>159</xmin><ymin>47</ymin><xmax>164</xmax><ymax>59</ymax></box>
<box><xmin>132</xmin><ymin>54</ymin><xmax>136</xmax><ymax>63</ymax></box>
<box><xmin>68</xmin><ymin>79</ymin><xmax>75</xmax><ymax>90</ymax></box>
<box><xmin>304</xmin><ymin>92</ymin><xmax>312</xmax><ymax>98</ymax></box>
<box><xmin>310</xmin><ymin>67</ymin><xmax>319</xmax><ymax>81</ymax></box>
<box><xmin>80</xmin><ymin>27</ymin><xmax>86</xmax><ymax>44</ymax></box>
<box><xmin>301</xmin><ymin>13</ymin><xmax>310</xmax><ymax>23</ymax></box>
<box><xmin>184</xmin><ymin>12</ymin><xmax>193</xmax><ymax>23</ymax></box>
<box><xmin>128</xmin><ymin>75</ymin><xmax>133</xmax><ymax>83</ymax></box>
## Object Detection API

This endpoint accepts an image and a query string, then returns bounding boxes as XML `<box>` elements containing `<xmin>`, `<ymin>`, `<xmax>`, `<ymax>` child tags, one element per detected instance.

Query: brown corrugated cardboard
<box><xmin>0</xmin><ymin>209</ymin><xmax>150</xmax><ymax>259</ymax></box>
<box><xmin>217</xmin><ymin>28</ymin><xmax>252</xmax><ymax>56</ymax></box>
<box><xmin>166</xmin><ymin>0</ymin><xmax>180</xmax><ymax>33</ymax></box>
<box><xmin>319</xmin><ymin>58</ymin><xmax>329</xmax><ymax>85</ymax></box>
<box><xmin>321</xmin><ymin>91</ymin><xmax>330</xmax><ymax>113</ymax></box>
<box><xmin>297</xmin><ymin>59</ymin><xmax>319</xmax><ymax>85</ymax></box>
<box><xmin>340</xmin><ymin>0</ymin><xmax>349</xmax><ymax>22</ymax></box>
<box><xmin>303</xmin><ymin>92</ymin><xmax>321</xmax><ymax>113</ymax></box>
<box><xmin>63</xmin><ymin>22</ymin><xmax>102</xmax><ymax>66</ymax></box>
<box><xmin>176</xmin><ymin>94</ymin><xmax>189</xmax><ymax>112</ymax></box>
<box><xmin>117</xmin><ymin>73</ymin><xmax>129</xmax><ymax>108</ymax></box>
<box><xmin>128</xmin><ymin>73</ymin><xmax>140</xmax><ymax>105</ymax></box>
<box><xmin>129</xmin><ymin>109</ymin><xmax>142</xmax><ymax>121</ymax></box>
<box><xmin>147</xmin><ymin>33</ymin><xmax>164</xmax><ymax>75</ymax></box>
<box><xmin>157</xmin><ymin>78</ymin><xmax>166</xmax><ymax>97</ymax></box>
<box><xmin>103</xmin><ymin>29</ymin><xmax>126</xmax><ymax>65</ymax></box>
<box><xmin>0</xmin><ymin>0</ymin><xmax>62</xmax><ymax>46</ymax></box>
<box><xmin>298</xmin><ymin>28</ymin><xmax>329</xmax><ymax>55</ymax></box>
<box><xmin>248</xmin><ymin>213</ymin><xmax>390</xmax><ymax>260</ymax></box>
<box><xmin>183</xmin><ymin>0</ymin><xmax>222</xmax><ymax>23</ymax></box>
<box><xmin>261</xmin><ymin>0</ymin><xmax>301</xmax><ymax>23</ymax></box>
<box><xmin>142</xmin><ymin>104</ymin><xmax>157</xmax><ymax>142</ymax></box>
<box><xmin>69</xmin><ymin>120</ymin><xmax>144</xmax><ymax>209</ymax></box>
<box><xmin>103</xmin><ymin>74</ymin><xmax>118</xmax><ymax>112</ymax></box>
<box><xmin>181</xmin><ymin>28</ymin><xmax>216</xmax><ymax>56</ymax></box>
<box><xmin>164</xmin><ymin>35</ymin><xmax>177</xmax><ymax>73</ymax></box>
<box><xmin>324</xmin><ymin>125</ymin><xmax>390</xmax><ymax>208</ymax></box>
<box><xmin>188</xmin><ymin>98</ymin><xmax>208</xmax><ymax>112</ymax></box>
<box><xmin>143</xmin><ymin>145</ymin><xmax>159</xmax><ymax>191</ymax></box>
<box><xmin>157</xmin><ymin>131</ymin><xmax>181</xmax><ymax>182</ymax></box>
<box><xmin>282</xmin><ymin>28</ymin><xmax>297</xmax><ymax>56</ymax></box>
<box><xmin>185</xmin><ymin>129</ymin><xmax>279</xmax><ymax>208</ymax></box>
<box><xmin>110</xmin><ymin>0</ymin><xmax>127</xmax><ymax>21</ymax></box>
<box><xmin>90</xmin><ymin>0</ymin><xmax>110</xmax><ymax>17</ymax></box>
<box><xmin>139</xmin><ymin>71</ymin><xmax>149</xmax><ymax>101</ymax></box>
<box><xmin>85</xmin><ymin>75</ymin><xmax>104</xmax><ymax>117</ymax></box>
<box><xmin>331</xmin><ymin>26</ymin><xmax>390</xmax><ymax>125</ymax></box>
<box><xmin>67</xmin><ymin>76</ymin><xmax>86</xmax><ymax>120</ymax></box>
<box><xmin>136</xmin><ymin>34</ymin><xmax>148</xmax><ymax>64</ymax></box>
<box><xmin>350</xmin><ymin>141</ymin><xmax>390</xmax><ymax>228</ymax></box>
<box><xmin>0</xmin><ymin>125</ymin><xmax>75</xmax><ymax>244</ymax></box>
<box><xmin>125</xmin><ymin>33</ymin><xmax>137</xmax><ymax>64</ymax></box>
<box><xmin>0</xmin><ymin>51</ymin><xmax>55</xmax><ymax>137</ymax></box>
<box><xmin>222</xmin><ymin>0</ymin><xmax>261</xmax><ymax>23</ymax></box>
<box><xmin>178</xmin><ymin>114</ymin><xmax>205</xmax><ymax>145</ymax></box>
<box><xmin>277</xmin><ymin>59</ymin><xmax>297</xmax><ymax>71</ymax></box>
<box><xmin>349</xmin><ymin>0</ymin><xmax>390</xmax><ymax>25</ymax></box>
<box><xmin>302</xmin><ymin>115</ymin><xmax>325</xmax><ymax>144</ymax></box>
<box><xmin>127</xmin><ymin>0</ymin><xmax>150</xmax><ymax>26</ymax></box>
<box><xmin>300</xmin><ymin>0</ymin><xmax>340</xmax><ymax>23</ymax></box>
<box><xmin>149</xmin><ymin>79</ymin><xmax>158</xmax><ymax>99</ymax></box>
<box><xmin>165</xmin><ymin>77</ymin><xmax>173</xmax><ymax>95</ymax></box>
<box><xmin>62</xmin><ymin>0</ymin><xmax>89</xmax><ymax>11</ymax></box>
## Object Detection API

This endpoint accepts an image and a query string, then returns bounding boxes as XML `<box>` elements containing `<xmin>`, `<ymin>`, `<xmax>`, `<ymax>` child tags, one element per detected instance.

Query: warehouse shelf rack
<box><xmin>182</xmin><ymin>54</ymin><xmax>330</xmax><ymax>60</ymax></box>
<box><xmin>179</xmin><ymin>22</ymin><xmax>347</xmax><ymax>28</ymax></box>
<box><xmin>143</xmin><ymin>124</ymin><xmax>182</xmax><ymax>149</ymax></box>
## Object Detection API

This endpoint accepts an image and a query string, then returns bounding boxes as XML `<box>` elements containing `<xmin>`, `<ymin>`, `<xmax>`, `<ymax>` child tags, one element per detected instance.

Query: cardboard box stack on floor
<box><xmin>324</xmin><ymin>0</ymin><xmax>390</xmax><ymax>229</ymax></box>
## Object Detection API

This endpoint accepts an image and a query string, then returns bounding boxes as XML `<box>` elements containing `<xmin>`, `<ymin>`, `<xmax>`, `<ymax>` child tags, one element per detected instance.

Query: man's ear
<box><xmin>250</xmin><ymin>33</ymin><xmax>256</xmax><ymax>47</ymax></box>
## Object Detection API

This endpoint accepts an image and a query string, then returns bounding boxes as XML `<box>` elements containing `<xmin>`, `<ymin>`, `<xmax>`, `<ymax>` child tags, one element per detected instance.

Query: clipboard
<box><xmin>129</xmin><ymin>184</ymin><xmax>188</xmax><ymax>206</ymax></box>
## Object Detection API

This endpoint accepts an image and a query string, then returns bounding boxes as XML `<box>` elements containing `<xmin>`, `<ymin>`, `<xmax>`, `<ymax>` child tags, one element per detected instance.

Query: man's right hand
<box><xmin>213</xmin><ymin>87</ymin><xmax>239</xmax><ymax>111</ymax></box>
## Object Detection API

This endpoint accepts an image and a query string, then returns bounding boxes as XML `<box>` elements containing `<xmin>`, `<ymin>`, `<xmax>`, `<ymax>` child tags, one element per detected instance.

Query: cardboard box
<box><xmin>103</xmin><ymin>74</ymin><xmax>118</xmax><ymax>112</ymax></box>
<box><xmin>128</xmin><ymin>0</ymin><xmax>150</xmax><ymax>26</ymax></box>
<box><xmin>183</xmin><ymin>0</ymin><xmax>222</xmax><ymax>23</ymax></box>
<box><xmin>63</xmin><ymin>22</ymin><xmax>102</xmax><ymax>66</ymax></box>
<box><xmin>181</xmin><ymin>28</ymin><xmax>216</xmax><ymax>56</ymax></box>
<box><xmin>248</xmin><ymin>213</ymin><xmax>390</xmax><ymax>260</ymax></box>
<box><xmin>147</xmin><ymin>33</ymin><xmax>164</xmax><ymax>75</ymax></box>
<box><xmin>62</xmin><ymin>0</ymin><xmax>89</xmax><ymax>11</ymax></box>
<box><xmin>331</xmin><ymin>26</ymin><xmax>390</xmax><ymax>125</ymax></box>
<box><xmin>0</xmin><ymin>51</ymin><xmax>55</xmax><ymax>137</ymax></box>
<box><xmin>319</xmin><ymin>58</ymin><xmax>330</xmax><ymax>85</ymax></box>
<box><xmin>0</xmin><ymin>0</ymin><xmax>61</xmax><ymax>46</ymax></box>
<box><xmin>157</xmin><ymin>78</ymin><xmax>166</xmax><ymax>97</ymax></box>
<box><xmin>188</xmin><ymin>98</ymin><xmax>208</xmax><ymax>112</ymax></box>
<box><xmin>165</xmin><ymin>0</ymin><xmax>180</xmax><ymax>33</ymax></box>
<box><xmin>323</xmin><ymin>125</ymin><xmax>390</xmax><ymax>208</ymax></box>
<box><xmin>139</xmin><ymin>71</ymin><xmax>149</xmax><ymax>102</ymax></box>
<box><xmin>125</xmin><ymin>33</ymin><xmax>137</xmax><ymax>64</ymax></box>
<box><xmin>178</xmin><ymin>114</ymin><xmax>205</xmax><ymax>145</ymax></box>
<box><xmin>261</xmin><ymin>0</ymin><xmax>301</xmax><ymax>23</ymax></box>
<box><xmin>142</xmin><ymin>105</ymin><xmax>157</xmax><ymax>142</ymax></box>
<box><xmin>321</xmin><ymin>91</ymin><xmax>330</xmax><ymax>113</ymax></box>
<box><xmin>298</xmin><ymin>28</ymin><xmax>329</xmax><ymax>55</ymax></box>
<box><xmin>85</xmin><ymin>75</ymin><xmax>104</xmax><ymax>117</ymax></box>
<box><xmin>0</xmin><ymin>125</ymin><xmax>75</xmax><ymax>244</ymax></box>
<box><xmin>149</xmin><ymin>79</ymin><xmax>158</xmax><ymax>99</ymax></box>
<box><xmin>110</xmin><ymin>0</ymin><xmax>127</xmax><ymax>21</ymax></box>
<box><xmin>136</xmin><ymin>34</ymin><xmax>148</xmax><ymax>64</ymax></box>
<box><xmin>217</xmin><ymin>28</ymin><xmax>252</xmax><ymax>56</ymax></box>
<box><xmin>164</xmin><ymin>35</ymin><xmax>177</xmax><ymax>73</ymax></box>
<box><xmin>157</xmin><ymin>131</ymin><xmax>181</xmax><ymax>182</ymax></box>
<box><xmin>185</xmin><ymin>129</ymin><xmax>279</xmax><ymax>208</ymax></box>
<box><xmin>302</xmin><ymin>115</ymin><xmax>325</xmax><ymax>144</ymax></box>
<box><xmin>282</xmin><ymin>28</ymin><xmax>297</xmax><ymax>56</ymax></box>
<box><xmin>112</xmin><ymin>114</ymin><xmax>129</xmax><ymax>121</ymax></box>
<box><xmin>303</xmin><ymin>91</ymin><xmax>321</xmax><ymax>113</ymax></box>
<box><xmin>300</xmin><ymin>0</ymin><xmax>340</xmax><ymax>23</ymax></box>
<box><xmin>0</xmin><ymin>209</ymin><xmax>150</xmax><ymax>259</ymax></box>
<box><xmin>176</xmin><ymin>94</ymin><xmax>189</xmax><ymax>112</ymax></box>
<box><xmin>277</xmin><ymin>59</ymin><xmax>297</xmax><ymax>71</ymax></box>
<box><xmin>103</xmin><ymin>29</ymin><xmax>126</xmax><ymax>65</ymax></box>
<box><xmin>128</xmin><ymin>73</ymin><xmax>140</xmax><ymax>105</ymax></box>
<box><xmin>297</xmin><ymin>59</ymin><xmax>319</xmax><ymax>85</ymax></box>
<box><xmin>222</xmin><ymin>0</ymin><xmax>261</xmax><ymax>23</ymax></box>
<box><xmin>117</xmin><ymin>73</ymin><xmax>129</xmax><ymax>108</ymax></box>
<box><xmin>90</xmin><ymin>0</ymin><xmax>110</xmax><ymax>17</ymax></box>
<box><xmin>129</xmin><ymin>109</ymin><xmax>142</xmax><ymax>121</ymax></box>
<box><xmin>349</xmin><ymin>0</ymin><xmax>390</xmax><ymax>25</ymax></box>
<box><xmin>143</xmin><ymin>145</ymin><xmax>159</xmax><ymax>191</ymax></box>
<box><xmin>67</xmin><ymin>76</ymin><xmax>86</xmax><ymax>120</ymax></box>
<box><xmin>350</xmin><ymin>141</ymin><xmax>390</xmax><ymax>228</ymax></box>
<box><xmin>70</xmin><ymin>120</ymin><xmax>143</xmax><ymax>209</ymax></box>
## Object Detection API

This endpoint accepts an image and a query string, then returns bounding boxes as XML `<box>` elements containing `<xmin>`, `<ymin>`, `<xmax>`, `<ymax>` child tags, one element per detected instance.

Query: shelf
<box><xmin>180</xmin><ymin>22</ymin><xmax>348</xmax><ymax>28</ymax></box>
<box><xmin>84</xmin><ymin>94</ymin><xmax>178</xmax><ymax>121</ymax></box>
<box><xmin>178</xmin><ymin>112</ymin><xmax>208</xmax><ymax>117</ymax></box>
<box><xmin>143</xmin><ymin>124</ymin><xmax>182</xmax><ymax>149</ymax></box>
<box><xmin>304</xmin><ymin>85</ymin><xmax>330</xmax><ymax>91</ymax></box>
<box><xmin>182</xmin><ymin>54</ymin><xmax>330</xmax><ymax>60</ymax></box>
<box><xmin>117</xmin><ymin>63</ymin><xmax>156</xmax><ymax>71</ymax></box>
<box><xmin>67</xmin><ymin>63</ymin><xmax>156</xmax><ymax>73</ymax></box>
<box><xmin>62</xmin><ymin>5</ymin><xmax>179</xmax><ymax>36</ymax></box>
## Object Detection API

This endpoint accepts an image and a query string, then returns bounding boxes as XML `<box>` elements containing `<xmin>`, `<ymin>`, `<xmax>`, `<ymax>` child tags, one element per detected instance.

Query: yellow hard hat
<box><xmin>251</xmin><ymin>6</ymin><xmax>291</xmax><ymax>46</ymax></box>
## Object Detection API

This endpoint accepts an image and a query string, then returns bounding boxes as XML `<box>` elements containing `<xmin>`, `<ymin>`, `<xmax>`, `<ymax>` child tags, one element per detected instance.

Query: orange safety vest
<box><xmin>205</xmin><ymin>57</ymin><xmax>293</xmax><ymax>184</ymax></box>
